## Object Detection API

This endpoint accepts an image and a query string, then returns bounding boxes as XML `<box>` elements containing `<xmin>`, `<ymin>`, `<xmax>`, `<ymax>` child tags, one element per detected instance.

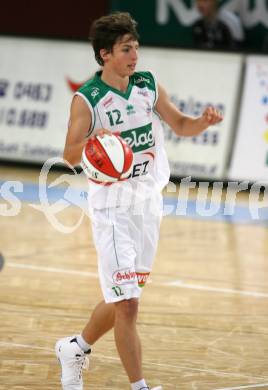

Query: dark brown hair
<box><xmin>90</xmin><ymin>12</ymin><xmax>139</xmax><ymax>66</ymax></box>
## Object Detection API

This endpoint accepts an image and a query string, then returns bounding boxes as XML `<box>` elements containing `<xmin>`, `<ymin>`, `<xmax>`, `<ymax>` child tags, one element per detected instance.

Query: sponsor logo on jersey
<box><xmin>103</xmin><ymin>96</ymin><xmax>113</xmax><ymax>108</ymax></box>
<box><xmin>138</xmin><ymin>90</ymin><xmax>149</xmax><ymax>97</ymax></box>
<box><xmin>113</xmin><ymin>267</ymin><xmax>137</xmax><ymax>285</ymax></box>
<box><xmin>91</xmin><ymin>87</ymin><xmax>100</xmax><ymax>98</ymax></box>
<box><xmin>121</xmin><ymin>123</ymin><xmax>155</xmax><ymax>153</ymax></box>
<box><xmin>126</xmin><ymin>104</ymin><xmax>136</xmax><ymax>115</ymax></box>
<box><xmin>145</xmin><ymin>101</ymin><xmax>152</xmax><ymax>114</ymax></box>
<box><xmin>135</xmin><ymin>76</ymin><xmax>150</xmax><ymax>85</ymax></box>
<box><xmin>127</xmin><ymin>159</ymin><xmax>151</xmax><ymax>179</ymax></box>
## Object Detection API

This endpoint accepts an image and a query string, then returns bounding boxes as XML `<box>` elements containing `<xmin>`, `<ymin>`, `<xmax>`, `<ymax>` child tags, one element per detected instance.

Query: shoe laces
<box><xmin>73</xmin><ymin>353</ymin><xmax>89</xmax><ymax>381</ymax></box>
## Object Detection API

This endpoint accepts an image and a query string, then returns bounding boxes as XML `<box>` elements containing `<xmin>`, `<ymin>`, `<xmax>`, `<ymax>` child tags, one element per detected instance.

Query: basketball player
<box><xmin>55</xmin><ymin>12</ymin><xmax>223</xmax><ymax>390</ymax></box>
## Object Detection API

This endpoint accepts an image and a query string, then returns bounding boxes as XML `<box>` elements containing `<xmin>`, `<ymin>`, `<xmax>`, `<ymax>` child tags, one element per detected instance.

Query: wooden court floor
<box><xmin>0</xmin><ymin>165</ymin><xmax>268</xmax><ymax>390</ymax></box>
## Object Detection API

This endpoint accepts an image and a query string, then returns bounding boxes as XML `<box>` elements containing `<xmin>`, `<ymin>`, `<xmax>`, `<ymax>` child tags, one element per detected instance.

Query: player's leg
<box><xmin>75</xmin><ymin>298</ymin><xmax>143</xmax><ymax>383</ymax></box>
<box><xmin>110</xmin><ymin>195</ymin><xmax>163</xmax><ymax>389</ymax></box>
<box><xmin>55</xmin><ymin>300</ymin><xmax>115</xmax><ymax>390</ymax></box>
<box><xmin>55</xmin><ymin>208</ymin><xmax>118</xmax><ymax>389</ymax></box>
<box><xmin>55</xmin><ymin>202</ymin><xmax>162</xmax><ymax>389</ymax></box>
<box><xmin>114</xmin><ymin>298</ymin><xmax>142</xmax><ymax>382</ymax></box>
<box><xmin>82</xmin><ymin>298</ymin><xmax>143</xmax><ymax>380</ymax></box>
<box><xmin>129</xmin><ymin>192</ymin><xmax>163</xmax><ymax>390</ymax></box>
<box><xmin>81</xmin><ymin>300</ymin><xmax>115</xmax><ymax>344</ymax></box>
<box><xmin>94</xmin><ymin>206</ymin><xmax>150</xmax><ymax>388</ymax></box>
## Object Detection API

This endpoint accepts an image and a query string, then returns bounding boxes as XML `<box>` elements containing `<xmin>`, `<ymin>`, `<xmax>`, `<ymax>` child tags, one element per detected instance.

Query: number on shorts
<box><xmin>112</xmin><ymin>286</ymin><xmax>124</xmax><ymax>297</ymax></box>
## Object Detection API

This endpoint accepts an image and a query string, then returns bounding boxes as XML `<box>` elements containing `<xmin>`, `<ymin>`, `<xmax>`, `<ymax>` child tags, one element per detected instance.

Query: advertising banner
<box><xmin>0</xmin><ymin>37</ymin><xmax>97</xmax><ymax>163</ymax></box>
<box><xmin>229</xmin><ymin>56</ymin><xmax>268</xmax><ymax>181</ymax></box>
<box><xmin>0</xmin><ymin>37</ymin><xmax>242</xmax><ymax>181</ymax></box>
<box><xmin>138</xmin><ymin>47</ymin><xmax>243</xmax><ymax>179</ymax></box>
<box><xmin>111</xmin><ymin>0</ymin><xmax>268</xmax><ymax>52</ymax></box>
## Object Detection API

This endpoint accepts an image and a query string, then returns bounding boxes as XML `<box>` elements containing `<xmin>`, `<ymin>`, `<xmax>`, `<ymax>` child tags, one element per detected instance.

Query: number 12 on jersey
<box><xmin>106</xmin><ymin>109</ymin><xmax>124</xmax><ymax>126</ymax></box>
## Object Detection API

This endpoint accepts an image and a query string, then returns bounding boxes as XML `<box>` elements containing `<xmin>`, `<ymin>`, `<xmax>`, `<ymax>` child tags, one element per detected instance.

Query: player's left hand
<box><xmin>200</xmin><ymin>106</ymin><xmax>223</xmax><ymax>127</ymax></box>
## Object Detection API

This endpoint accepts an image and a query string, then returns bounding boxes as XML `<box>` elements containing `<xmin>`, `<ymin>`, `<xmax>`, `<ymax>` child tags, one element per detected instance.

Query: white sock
<box><xmin>76</xmin><ymin>334</ymin><xmax>91</xmax><ymax>353</ymax></box>
<box><xmin>131</xmin><ymin>379</ymin><xmax>149</xmax><ymax>390</ymax></box>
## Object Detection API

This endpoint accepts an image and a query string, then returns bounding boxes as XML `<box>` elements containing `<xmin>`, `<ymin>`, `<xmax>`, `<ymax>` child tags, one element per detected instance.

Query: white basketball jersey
<box><xmin>76</xmin><ymin>71</ymin><xmax>170</xmax><ymax>209</ymax></box>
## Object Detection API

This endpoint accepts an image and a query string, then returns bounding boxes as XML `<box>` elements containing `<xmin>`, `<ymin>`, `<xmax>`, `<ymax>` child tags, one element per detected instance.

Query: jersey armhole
<box><xmin>74</xmin><ymin>91</ymin><xmax>96</xmax><ymax>136</ymax></box>
<box><xmin>149</xmin><ymin>71</ymin><xmax>159</xmax><ymax>108</ymax></box>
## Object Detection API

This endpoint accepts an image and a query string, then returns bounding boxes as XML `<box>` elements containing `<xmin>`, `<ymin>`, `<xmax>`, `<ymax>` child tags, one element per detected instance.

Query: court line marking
<box><xmin>0</xmin><ymin>342</ymin><xmax>267</xmax><ymax>382</ymax></box>
<box><xmin>164</xmin><ymin>280</ymin><xmax>268</xmax><ymax>298</ymax></box>
<box><xmin>215</xmin><ymin>383</ymin><xmax>268</xmax><ymax>389</ymax></box>
<box><xmin>7</xmin><ymin>262</ymin><xmax>98</xmax><ymax>278</ymax></box>
<box><xmin>6</xmin><ymin>262</ymin><xmax>268</xmax><ymax>299</ymax></box>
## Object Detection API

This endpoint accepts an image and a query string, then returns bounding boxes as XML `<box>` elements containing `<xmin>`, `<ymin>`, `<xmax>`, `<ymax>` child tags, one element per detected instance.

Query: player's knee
<box><xmin>114</xmin><ymin>298</ymin><xmax>139</xmax><ymax>321</ymax></box>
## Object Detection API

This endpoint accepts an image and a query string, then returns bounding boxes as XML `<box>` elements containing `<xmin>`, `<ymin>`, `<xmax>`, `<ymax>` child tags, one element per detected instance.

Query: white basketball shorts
<box><xmin>91</xmin><ymin>191</ymin><xmax>163</xmax><ymax>303</ymax></box>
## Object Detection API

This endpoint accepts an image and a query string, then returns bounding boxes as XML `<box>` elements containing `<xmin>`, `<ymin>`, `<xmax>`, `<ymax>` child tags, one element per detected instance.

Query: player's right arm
<box><xmin>63</xmin><ymin>95</ymin><xmax>92</xmax><ymax>167</ymax></box>
<box><xmin>63</xmin><ymin>95</ymin><xmax>111</xmax><ymax>167</ymax></box>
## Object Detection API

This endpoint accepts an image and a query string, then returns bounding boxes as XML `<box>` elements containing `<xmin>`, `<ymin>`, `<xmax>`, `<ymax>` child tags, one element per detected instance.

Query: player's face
<box><xmin>196</xmin><ymin>0</ymin><xmax>217</xmax><ymax>18</ymax></box>
<box><xmin>105</xmin><ymin>35</ymin><xmax>139</xmax><ymax>77</ymax></box>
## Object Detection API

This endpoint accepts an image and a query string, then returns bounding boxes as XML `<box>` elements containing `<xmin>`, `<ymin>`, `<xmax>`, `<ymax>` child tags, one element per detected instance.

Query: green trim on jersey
<box><xmin>78</xmin><ymin>76</ymin><xmax>106</xmax><ymax>108</ymax></box>
<box><xmin>78</xmin><ymin>70</ymin><xmax>157</xmax><ymax>107</ymax></box>
<box><xmin>74</xmin><ymin>91</ymin><xmax>96</xmax><ymax>136</ymax></box>
<box><xmin>96</xmin><ymin>73</ymin><xmax>134</xmax><ymax>100</ymax></box>
<box><xmin>131</xmin><ymin>71</ymin><xmax>156</xmax><ymax>94</ymax></box>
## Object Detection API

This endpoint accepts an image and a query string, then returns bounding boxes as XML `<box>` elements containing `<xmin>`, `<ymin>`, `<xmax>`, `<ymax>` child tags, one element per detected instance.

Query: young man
<box><xmin>55</xmin><ymin>12</ymin><xmax>223</xmax><ymax>390</ymax></box>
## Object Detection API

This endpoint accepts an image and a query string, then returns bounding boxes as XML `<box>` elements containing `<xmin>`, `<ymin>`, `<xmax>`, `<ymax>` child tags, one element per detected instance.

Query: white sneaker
<box><xmin>140</xmin><ymin>387</ymin><xmax>162</xmax><ymax>390</ymax></box>
<box><xmin>55</xmin><ymin>336</ymin><xmax>90</xmax><ymax>390</ymax></box>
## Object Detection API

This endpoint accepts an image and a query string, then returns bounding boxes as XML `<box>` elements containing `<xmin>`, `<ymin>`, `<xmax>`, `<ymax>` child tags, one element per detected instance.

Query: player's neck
<box><xmin>101</xmin><ymin>68</ymin><xmax>129</xmax><ymax>93</ymax></box>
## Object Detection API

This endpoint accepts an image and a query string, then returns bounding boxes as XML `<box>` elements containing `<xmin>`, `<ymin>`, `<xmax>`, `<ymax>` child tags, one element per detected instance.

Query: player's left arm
<box><xmin>155</xmin><ymin>83</ymin><xmax>223</xmax><ymax>136</ymax></box>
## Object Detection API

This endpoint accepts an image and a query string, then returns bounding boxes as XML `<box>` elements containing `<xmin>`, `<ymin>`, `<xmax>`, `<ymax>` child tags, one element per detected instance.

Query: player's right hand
<box><xmin>94</xmin><ymin>128</ymin><xmax>112</xmax><ymax>138</ymax></box>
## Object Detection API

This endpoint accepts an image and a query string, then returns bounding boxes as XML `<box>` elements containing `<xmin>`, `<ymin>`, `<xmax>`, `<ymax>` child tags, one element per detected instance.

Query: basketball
<box><xmin>81</xmin><ymin>134</ymin><xmax>134</xmax><ymax>183</ymax></box>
